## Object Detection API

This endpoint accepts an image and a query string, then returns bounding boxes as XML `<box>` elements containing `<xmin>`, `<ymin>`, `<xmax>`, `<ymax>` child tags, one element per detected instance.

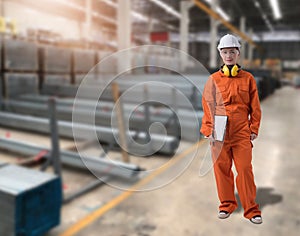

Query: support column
<box><xmin>117</xmin><ymin>0</ymin><xmax>131</xmax><ymax>73</ymax></box>
<box><xmin>85</xmin><ymin>0</ymin><xmax>92</xmax><ymax>40</ymax></box>
<box><xmin>239</xmin><ymin>16</ymin><xmax>246</xmax><ymax>64</ymax></box>
<box><xmin>0</xmin><ymin>0</ymin><xmax>4</xmax><ymax>16</ymax></box>
<box><xmin>209</xmin><ymin>0</ymin><xmax>218</xmax><ymax>68</ymax></box>
<box><xmin>248</xmin><ymin>28</ymin><xmax>254</xmax><ymax>67</ymax></box>
<box><xmin>179</xmin><ymin>1</ymin><xmax>193</xmax><ymax>72</ymax></box>
<box><xmin>209</xmin><ymin>20</ymin><xmax>218</xmax><ymax>68</ymax></box>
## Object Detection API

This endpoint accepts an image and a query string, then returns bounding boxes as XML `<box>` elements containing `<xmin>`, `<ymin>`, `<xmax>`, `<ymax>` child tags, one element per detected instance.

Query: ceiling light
<box><xmin>254</xmin><ymin>0</ymin><xmax>260</xmax><ymax>8</ymax></box>
<box><xmin>204</xmin><ymin>0</ymin><xmax>231</xmax><ymax>21</ymax></box>
<box><xmin>253</xmin><ymin>0</ymin><xmax>275</xmax><ymax>31</ymax></box>
<box><xmin>216</xmin><ymin>7</ymin><xmax>230</xmax><ymax>21</ymax></box>
<box><xmin>101</xmin><ymin>0</ymin><xmax>178</xmax><ymax>30</ymax></box>
<box><xmin>52</xmin><ymin>0</ymin><xmax>84</xmax><ymax>11</ymax></box>
<box><xmin>269</xmin><ymin>0</ymin><xmax>282</xmax><ymax>19</ymax></box>
<box><xmin>131</xmin><ymin>11</ymin><xmax>149</xmax><ymax>23</ymax></box>
<box><xmin>93</xmin><ymin>12</ymin><xmax>117</xmax><ymax>24</ymax></box>
<box><xmin>148</xmin><ymin>0</ymin><xmax>181</xmax><ymax>19</ymax></box>
<box><xmin>101</xmin><ymin>0</ymin><xmax>152</xmax><ymax>23</ymax></box>
<box><xmin>101</xmin><ymin>0</ymin><xmax>117</xmax><ymax>8</ymax></box>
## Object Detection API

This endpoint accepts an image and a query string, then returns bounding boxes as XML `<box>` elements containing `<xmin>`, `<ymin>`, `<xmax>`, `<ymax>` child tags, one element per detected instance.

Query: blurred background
<box><xmin>0</xmin><ymin>0</ymin><xmax>299</xmax><ymax>236</ymax></box>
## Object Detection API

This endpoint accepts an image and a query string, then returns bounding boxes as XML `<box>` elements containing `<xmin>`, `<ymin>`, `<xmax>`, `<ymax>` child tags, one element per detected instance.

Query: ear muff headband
<box><xmin>222</xmin><ymin>64</ymin><xmax>239</xmax><ymax>77</ymax></box>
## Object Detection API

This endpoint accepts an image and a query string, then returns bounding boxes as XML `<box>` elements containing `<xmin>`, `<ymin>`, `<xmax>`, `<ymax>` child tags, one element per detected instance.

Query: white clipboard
<box><xmin>214</xmin><ymin>115</ymin><xmax>228</xmax><ymax>142</ymax></box>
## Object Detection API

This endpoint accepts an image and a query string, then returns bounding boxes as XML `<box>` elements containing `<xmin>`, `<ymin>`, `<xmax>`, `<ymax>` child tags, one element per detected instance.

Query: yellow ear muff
<box><xmin>223</xmin><ymin>65</ymin><xmax>230</xmax><ymax>77</ymax></box>
<box><xmin>222</xmin><ymin>64</ymin><xmax>239</xmax><ymax>77</ymax></box>
<box><xmin>231</xmin><ymin>64</ymin><xmax>239</xmax><ymax>77</ymax></box>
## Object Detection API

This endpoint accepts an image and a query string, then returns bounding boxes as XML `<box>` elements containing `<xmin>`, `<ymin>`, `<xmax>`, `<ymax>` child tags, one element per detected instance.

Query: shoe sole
<box><xmin>250</xmin><ymin>219</ymin><xmax>262</xmax><ymax>224</ymax></box>
<box><xmin>218</xmin><ymin>213</ymin><xmax>230</xmax><ymax>219</ymax></box>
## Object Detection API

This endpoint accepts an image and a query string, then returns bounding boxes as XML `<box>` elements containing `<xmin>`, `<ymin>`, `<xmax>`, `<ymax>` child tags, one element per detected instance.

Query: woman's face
<box><xmin>220</xmin><ymin>47</ymin><xmax>240</xmax><ymax>65</ymax></box>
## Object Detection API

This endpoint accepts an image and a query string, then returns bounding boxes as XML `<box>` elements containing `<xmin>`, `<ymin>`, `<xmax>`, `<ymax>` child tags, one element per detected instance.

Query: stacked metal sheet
<box><xmin>42</xmin><ymin>46</ymin><xmax>72</xmax><ymax>73</ymax></box>
<box><xmin>44</xmin><ymin>74</ymin><xmax>71</xmax><ymax>85</ymax></box>
<box><xmin>96</xmin><ymin>51</ymin><xmax>117</xmax><ymax>74</ymax></box>
<box><xmin>73</xmin><ymin>49</ymin><xmax>96</xmax><ymax>73</ymax></box>
<box><xmin>0</xmin><ymin>164</ymin><xmax>61</xmax><ymax>236</ymax></box>
<box><xmin>4</xmin><ymin>73</ymin><xmax>38</xmax><ymax>99</ymax></box>
<box><xmin>3</xmin><ymin>38</ymin><xmax>38</xmax><ymax>71</ymax></box>
<box><xmin>75</xmin><ymin>73</ymin><xmax>99</xmax><ymax>85</ymax></box>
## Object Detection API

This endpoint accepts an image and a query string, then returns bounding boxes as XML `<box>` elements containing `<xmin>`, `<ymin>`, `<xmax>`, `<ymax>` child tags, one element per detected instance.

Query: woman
<box><xmin>200</xmin><ymin>34</ymin><xmax>262</xmax><ymax>224</ymax></box>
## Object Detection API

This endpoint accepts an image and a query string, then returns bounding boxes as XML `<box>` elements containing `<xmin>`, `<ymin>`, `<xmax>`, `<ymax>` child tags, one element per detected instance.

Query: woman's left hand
<box><xmin>250</xmin><ymin>133</ymin><xmax>257</xmax><ymax>141</ymax></box>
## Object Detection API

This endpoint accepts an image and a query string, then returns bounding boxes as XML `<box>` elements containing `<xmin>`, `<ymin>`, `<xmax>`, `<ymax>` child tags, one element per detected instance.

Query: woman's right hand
<box><xmin>205</xmin><ymin>134</ymin><xmax>215</xmax><ymax>145</ymax></box>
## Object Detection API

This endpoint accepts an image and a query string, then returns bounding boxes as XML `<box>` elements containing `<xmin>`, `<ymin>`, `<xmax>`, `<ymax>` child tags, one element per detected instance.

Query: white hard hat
<box><xmin>217</xmin><ymin>34</ymin><xmax>241</xmax><ymax>51</ymax></box>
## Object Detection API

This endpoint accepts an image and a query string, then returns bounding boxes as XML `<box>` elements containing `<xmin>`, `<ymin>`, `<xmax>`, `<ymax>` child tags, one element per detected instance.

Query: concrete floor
<box><xmin>1</xmin><ymin>86</ymin><xmax>300</xmax><ymax>236</ymax></box>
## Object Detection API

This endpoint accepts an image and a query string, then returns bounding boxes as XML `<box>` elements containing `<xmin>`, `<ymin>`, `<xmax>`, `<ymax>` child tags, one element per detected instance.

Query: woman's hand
<box><xmin>205</xmin><ymin>134</ymin><xmax>215</xmax><ymax>145</ymax></box>
<box><xmin>250</xmin><ymin>133</ymin><xmax>257</xmax><ymax>141</ymax></box>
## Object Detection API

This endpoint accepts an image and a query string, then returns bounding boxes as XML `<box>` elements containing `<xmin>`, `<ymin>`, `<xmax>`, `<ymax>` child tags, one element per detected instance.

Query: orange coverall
<box><xmin>200</xmin><ymin>69</ymin><xmax>261</xmax><ymax>219</ymax></box>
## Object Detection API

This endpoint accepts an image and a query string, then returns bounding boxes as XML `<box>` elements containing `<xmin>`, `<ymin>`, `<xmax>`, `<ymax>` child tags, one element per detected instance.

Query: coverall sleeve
<box><xmin>249</xmin><ymin>76</ymin><xmax>262</xmax><ymax>135</ymax></box>
<box><xmin>200</xmin><ymin>76</ymin><xmax>216</xmax><ymax>137</ymax></box>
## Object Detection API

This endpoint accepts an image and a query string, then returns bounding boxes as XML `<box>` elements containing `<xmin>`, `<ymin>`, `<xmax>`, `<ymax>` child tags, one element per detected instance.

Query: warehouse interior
<box><xmin>0</xmin><ymin>0</ymin><xmax>299</xmax><ymax>235</ymax></box>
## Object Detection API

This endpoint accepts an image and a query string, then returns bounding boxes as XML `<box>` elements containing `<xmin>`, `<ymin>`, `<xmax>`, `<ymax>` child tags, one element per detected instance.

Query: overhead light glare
<box><xmin>269</xmin><ymin>0</ymin><xmax>282</xmax><ymax>19</ymax></box>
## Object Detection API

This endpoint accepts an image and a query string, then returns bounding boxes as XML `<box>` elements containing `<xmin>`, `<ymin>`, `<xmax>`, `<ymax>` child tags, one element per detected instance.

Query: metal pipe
<box><xmin>18</xmin><ymin>94</ymin><xmax>204</xmax><ymax>119</ymax></box>
<box><xmin>3</xmin><ymin>100</ymin><xmax>173</xmax><ymax>130</ymax></box>
<box><xmin>42</xmin><ymin>84</ymin><xmax>202</xmax><ymax>109</ymax></box>
<box><xmin>0</xmin><ymin>137</ymin><xmax>141</xmax><ymax>179</ymax></box>
<box><xmin>0</xmin><ymin>112</ymin><xmax>179</xmax><ymax>155</ymax></box>
<box><xmin>12</xmin><ymin>96</ymin><xmax>204</xmax><ymax>142</ymax></box>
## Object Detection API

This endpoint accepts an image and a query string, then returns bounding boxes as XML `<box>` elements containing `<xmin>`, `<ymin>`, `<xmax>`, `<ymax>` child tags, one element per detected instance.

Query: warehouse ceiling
<box><xmin>12</xmin><ymin>0</ymin><xmax>300</xmax><ymax>37</ymax></box>
<box><xmin>129</xmin><ymin>0</ymin><xmax>300</xmax><ymax>33</ymax></box>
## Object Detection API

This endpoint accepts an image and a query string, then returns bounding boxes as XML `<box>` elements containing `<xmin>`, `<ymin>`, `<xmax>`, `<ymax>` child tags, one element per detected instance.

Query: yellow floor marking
<box><xmin>60</xmin><ymin>140</ymin><xmax>205</xmax><ymax>236</ymax></box>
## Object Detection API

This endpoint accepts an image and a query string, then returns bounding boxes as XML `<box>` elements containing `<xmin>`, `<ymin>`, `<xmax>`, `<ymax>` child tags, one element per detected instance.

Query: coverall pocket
<box><xmin>238</xmin><ymin>85</ymin><xmax>250</xmax><ymax>104</ymax></box>
<box><xmin>216</xmin><ymin>86</ymin><xmax>227</xmax><ymax>105</ymax></box>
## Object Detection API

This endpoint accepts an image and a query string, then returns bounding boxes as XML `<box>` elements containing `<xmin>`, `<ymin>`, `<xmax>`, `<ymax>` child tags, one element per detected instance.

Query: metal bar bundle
<box><xmin>41</xmin><ymin>83</ymin><xmax>201</xmax><ymax>109</ymax></box>
<box><xmin>3</xmin><ymin>100</ymin><xmax>173</xmax><ymax>133</ymax></box>
<box><xmin>17</xmin><ymin>94</ymin><xmax>204</xmax><ymax>142</ymax></box>
<box><xmin>0</xmin><ymin>112</ymin><xmax>179</xmax><ymax>155</ymax></box>
<box><xmin>0</xmin><ymin>137</ymin><xmax>141</xmax><ymax>179</ymax></box>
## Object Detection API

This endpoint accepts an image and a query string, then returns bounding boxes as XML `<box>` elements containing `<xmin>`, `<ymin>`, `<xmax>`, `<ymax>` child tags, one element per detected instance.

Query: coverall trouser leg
<box><xmin>232</xmin><ymin>140</ymin><xmax>261</xmax><ymax>219</ymax></box>
<box><xmin>212</xmin><ymin>140</ymin><xmax>261</xmax><ymax>219</ymax></box>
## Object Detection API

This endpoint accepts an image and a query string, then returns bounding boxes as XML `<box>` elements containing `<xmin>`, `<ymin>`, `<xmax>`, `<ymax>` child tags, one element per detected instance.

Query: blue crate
<box><xmin>0</xmin><ymin>165</ymin><xmax>62</xmax><ymax>236</ymax></box>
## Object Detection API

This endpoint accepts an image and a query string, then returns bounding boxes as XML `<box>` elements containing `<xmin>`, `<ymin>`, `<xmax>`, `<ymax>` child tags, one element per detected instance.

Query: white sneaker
<box><xmin>218</xmin><ymin>211</ymin><xmax>230</xmax><ymax>219</ymax></box>
<box><xmin>250</xmin><ymin>215</ymin><xmax>262</xmax><ymax>224</ymax></box>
